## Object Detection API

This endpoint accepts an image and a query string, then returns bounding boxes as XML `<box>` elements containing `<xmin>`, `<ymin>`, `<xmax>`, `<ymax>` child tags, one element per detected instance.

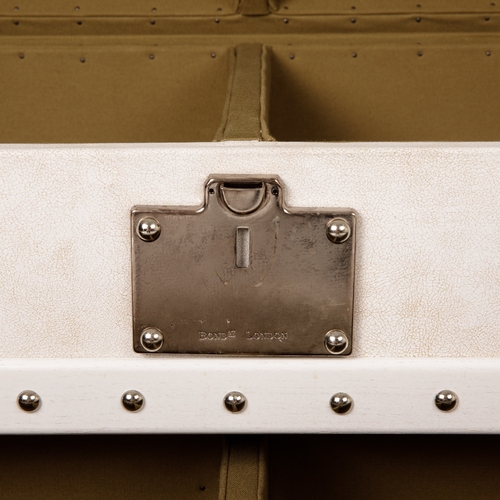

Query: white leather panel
<box><xmin>0</xmin><ymin>142</ymin><xmax>498</xmax><ymax>358</ymax></box>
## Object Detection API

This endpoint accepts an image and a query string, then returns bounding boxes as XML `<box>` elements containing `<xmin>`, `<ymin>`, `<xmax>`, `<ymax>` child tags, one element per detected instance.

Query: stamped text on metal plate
<box><xmin>131</xmin><ymin>175</ymin><xmax>356</xmax><ymax>356</ymax></box>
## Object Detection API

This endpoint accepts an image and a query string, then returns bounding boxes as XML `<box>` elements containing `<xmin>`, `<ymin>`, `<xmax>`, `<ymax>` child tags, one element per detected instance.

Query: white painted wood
<box><xmin>0</xmin><ymin>358</ymin><xmax>498</xmax><ymax>433</ymax></box>
<box><xmin>1</xmin><ymin>142</ymin><xmax>500</xmax><ymax>358</ymax></box>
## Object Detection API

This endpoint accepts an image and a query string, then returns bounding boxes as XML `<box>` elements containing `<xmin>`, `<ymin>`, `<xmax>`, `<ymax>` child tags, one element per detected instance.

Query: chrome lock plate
<box><xmin>131</xmin><ymin>175</ymin><xmax>356</xmax><ymax>356</ymax></box>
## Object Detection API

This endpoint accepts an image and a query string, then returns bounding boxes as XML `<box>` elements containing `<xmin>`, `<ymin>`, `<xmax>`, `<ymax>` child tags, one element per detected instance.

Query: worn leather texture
<box><xmin>0</xmin><ymin>142</ymin><xmax>498</xmax><ymax>358</ymax></box>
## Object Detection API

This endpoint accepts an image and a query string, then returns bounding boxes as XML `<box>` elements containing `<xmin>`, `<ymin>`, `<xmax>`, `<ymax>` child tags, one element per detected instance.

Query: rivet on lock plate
<box><xmin>131</xmin><ymin>175</ymin><xmax>357</xmax><ymax>356</ymax></box>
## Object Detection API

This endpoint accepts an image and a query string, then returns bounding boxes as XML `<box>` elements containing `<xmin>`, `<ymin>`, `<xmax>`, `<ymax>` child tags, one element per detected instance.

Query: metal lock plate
<box><xmin>131</xmin><ymin>176</ymin><xmax>356</xmax><ymax>356</ymax></box>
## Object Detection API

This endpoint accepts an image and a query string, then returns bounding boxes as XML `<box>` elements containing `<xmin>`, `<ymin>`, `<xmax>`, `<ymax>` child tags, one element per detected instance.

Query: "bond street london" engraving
<box><xmin>199</xmin><ymin>331</ymin><xmax>236</xmax><ymax>340</ymax></box>
<box><xmin>245</xmin><ymin>331</ymin><xmax>288</xmax><ymax>342</ymax></box>
<box><xmin>199</xmin><ymin>330</ymin><xmax>288</xmax><ymax>342</ymax></box>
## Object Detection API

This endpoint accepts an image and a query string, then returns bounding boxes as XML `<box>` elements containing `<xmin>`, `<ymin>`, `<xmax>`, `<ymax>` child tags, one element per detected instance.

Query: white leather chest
<box><xmin>0</xmin><ymin>142</ymin><xmax>499</xmax><ymax>432</ymax></box>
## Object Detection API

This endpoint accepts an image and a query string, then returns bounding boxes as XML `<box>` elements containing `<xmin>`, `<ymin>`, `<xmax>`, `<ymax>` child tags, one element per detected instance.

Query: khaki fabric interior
<box><xmin>0</xmin><ymin>435</ymin><xmax>223</xmax><ymax>500</ymax></box>
<box><xmin>0</xmin><ymin>434</ymin><xmax>268</xmax><ymax>500</ymax></box>
<box><xmin>270</xmin><ymin>0</ymin><xmax>500</xmax><ymax>14</ymax></box>
<box><xmin>215</xmin><ymin>44</ymin><xmax>274</xmax><ymax>141</ymax></box>
<box><xmin>241</xmin><ymin>0</ymin><xmax>270</xmax><ymax>16</ymax></box>
<box><xmin>0</xmin><ymin>1</ymin><xmax>499</xmax><ymax>143</ymax></box>
<box><xmin>269</xmin><ymin>435</ymin><xmax>500</xmax><ymax>500</ymax></box>
<box><xmin>270</xmin><ymin>42</ymin><xmax>500</xmax><ymax>141</ymax></box>
<box><xmin>0</xmin><ymin>46</ymin><xmax>231</xmax><ymax>143</ymax></box>
<box><xmin>0</xmin><ymin>0</ymin><xmax>239</xmax><ymax>16</ymax></box>
<box><xmin>2</xmin><ymin>434</ymin><xmax>500</xmax><ymax>499</ymax></box>
<box><xmin>1</xmin><ymin>14</ymin><xmax>497</xmax><ymax>37</ymax></box>
<box><xmin>219</xmin><ymin>436</ymin><xmax>268</xmax><ymax>500</ymax></box>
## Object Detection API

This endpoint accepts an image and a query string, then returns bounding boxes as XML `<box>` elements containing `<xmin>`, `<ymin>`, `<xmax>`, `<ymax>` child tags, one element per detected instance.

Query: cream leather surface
<box><xmin>0</xmin><ymin>142</ymin><xmax>498</xmax><ymax>358</ymax></box>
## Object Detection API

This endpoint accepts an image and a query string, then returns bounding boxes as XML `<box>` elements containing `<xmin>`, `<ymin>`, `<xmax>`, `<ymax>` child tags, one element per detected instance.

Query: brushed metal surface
<box><xmin>131</xmin><ymin>175</ymin><xmax>356</xmax><ymax>355</ymax></box>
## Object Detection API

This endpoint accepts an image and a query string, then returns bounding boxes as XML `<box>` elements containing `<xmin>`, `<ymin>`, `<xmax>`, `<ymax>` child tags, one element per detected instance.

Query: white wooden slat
<box><xmin>0</xmin><ymin>358</ymin><xmax>498</xmax><ymax>433</ymax></box>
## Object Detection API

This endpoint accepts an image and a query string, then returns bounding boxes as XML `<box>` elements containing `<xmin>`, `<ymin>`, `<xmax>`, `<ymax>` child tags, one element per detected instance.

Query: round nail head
<box><xmin>137</xmin><ymin>217</ymin><xmax>161</xmax><ymax>242</ymax></box>
<box><xmin>324</xmin><ymin>330</ymin><xmax>349</xmax><ymax>355</ymax></box>
<box><xmin>122</xmin><ymin>390</ymin><xmax>145</xmax><ymax>412</ymax></box>
<box><xmin>140</xmin><ymin>327</ymin><xmax>164</xmax><ymax>352</ymax></box>
<box><xmin>435</xmin><ymin>390</ymin><xmax>458</xmax><ymax>412</ymax></box>
<box><xmin>18</xmin><ymin>390</ymin><xmax>41</xmax><ymax>412</ymax></box>
<box><xmin>326</xmin><ymin>218</ymin><xmax>351</xmax><ymax>243</ymax></box>
<box><xmin>330</xmin><ymin>392</ymin><xmax>353</xmax><ymax>414</ymax></box>
<box><xmin>224</xmin><ymin>391</ymin><xmax>246</xmax><ymax>413</ymax></box>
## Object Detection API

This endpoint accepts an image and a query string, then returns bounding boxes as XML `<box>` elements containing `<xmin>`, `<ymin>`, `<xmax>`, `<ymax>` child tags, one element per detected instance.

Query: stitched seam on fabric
<box><xmin>218</xmin><ymin>437</ymin><xmax>231</xmax><ymax>500</ymax></box>
<box><xmin>214</xmin><ymin>47</ymin><xmax>236</xmax><ymax>141</ymax></box>
<box><xmin>258</xmin><ymin>45</ymin><xmax>263</xmax><ymax>141</ymax></box>
<box><xmin>257</xmin><ymin>437</ymin><xmax>266</xmax><ymax>500</ymax></box>
<box><xmin>222</xmin><ymin>47</ymin><xmax>237</xmax><ymax>139</ymax></box>
<box><xmin>259</xmin><ymin>45</ymin><xmax>274</xmax><ymax>141</ymax></box>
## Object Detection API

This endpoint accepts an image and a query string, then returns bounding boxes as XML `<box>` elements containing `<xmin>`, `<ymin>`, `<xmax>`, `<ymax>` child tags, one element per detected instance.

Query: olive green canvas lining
<box><xmin>0</xmin><ymin>435</ymin><xmax>224</xmax><ymax>500</ymax></box>
<box><xmin>0</xmin><ymin>0</ymin><xmax>239</xmax><ymax>17</ymax></box>
<box><xmin>270</xmin><ymin>43</ymin><xmax>500</xmax><ymax>142</ymax></box>
<box><xmin>241</xmin><ymin>0</ymin><xmax>270</xmax><ymax>16</ymax></box>
<box><xmin>219</xmin><ymin>436</ymin><xmax>268</xmax><ymax>500</ymax></box>
<box><xmin>270</xmin><ymin>0</ymin><xmax>500</xmax><ymax>15</ymax></box>
<box><xmin>269</xmin><ymin>435</ymin><xmax>500</xmax><ymax>500</ymax></box>
<box><xmin>260</xmin><ymin>45</ymin><xmax>273</xmax><ymax>141</ymax></box>
<box><xmin>215</xmin><ymin>44</ymin><xmax>274</xmax><ymax>141</ymax></box>
<box><xmin>0</xmin><ymin>46</ymin><xmax>232</xmax><ymax>143</ymax></box>
<box><xmin>2</xmin><ymin>434</ymin><xmax>500</xmax><ymax>500</ymax></box>
<box><xmin>0</xmin><ymin>15</ymin><xmax>498</xmax><ymax>36</ymax></box>
<box><xmin>0</xmin><ymin>0</ymin><xmax>498</xmax><ymax>143</ymax></box>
